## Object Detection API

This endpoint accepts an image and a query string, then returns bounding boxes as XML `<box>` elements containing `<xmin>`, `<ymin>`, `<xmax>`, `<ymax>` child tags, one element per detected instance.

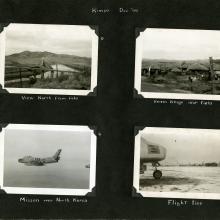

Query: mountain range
<box><xmin>5</xmin><ymin>51</ymin><xmax>91</xmax><ymax>67</ymax></box>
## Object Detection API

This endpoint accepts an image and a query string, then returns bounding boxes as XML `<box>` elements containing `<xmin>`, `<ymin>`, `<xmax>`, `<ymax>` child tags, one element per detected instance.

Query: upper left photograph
<box><xmin>0</xmin><ymin>23</ymin><xmax>98</xmax><ymax>95</ymax></box>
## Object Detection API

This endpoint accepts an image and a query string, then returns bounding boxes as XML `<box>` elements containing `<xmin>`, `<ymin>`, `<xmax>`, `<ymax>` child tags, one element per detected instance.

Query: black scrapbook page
<box><xmin>1</xmin><ymin>0</ymin><xmax>220</xmax><ymax>219</ymax></box>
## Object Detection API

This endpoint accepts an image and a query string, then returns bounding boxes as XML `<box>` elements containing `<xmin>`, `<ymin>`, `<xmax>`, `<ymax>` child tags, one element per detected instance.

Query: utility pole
<box><xmin>209</xmin><ymin>57</ymin><xmax>215</xmax><ymax>94</ymax></box>
<box><xmin>19</xmin><ymin>68</ymin><xmax>23</xmax><ymax>87</ymax></box>
<box><xmin>209</xmin><ymin>57</ymin><xmax>214</xmax><ymax>80</ymax></box>
<box><xmin>56</xmin><ymin>63</ymin><xmax>58</xmax><ymax>78</ymax></box>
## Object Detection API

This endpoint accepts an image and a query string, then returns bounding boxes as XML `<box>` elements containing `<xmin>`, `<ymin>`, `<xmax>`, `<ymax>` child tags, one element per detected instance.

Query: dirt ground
<box><xmin>141</xmin><ymin>81</ymin><xmax>193</xmax><ymax>94</ymax></box>
<box><xmin>140</xmin><ymin>166</ymin><xmax>220</xmax><ymax>193</ymax></box>
<box><xmin>141</xmin><ymin>76</ymin><xmax>219</xmax><ymax>94</ymax></box>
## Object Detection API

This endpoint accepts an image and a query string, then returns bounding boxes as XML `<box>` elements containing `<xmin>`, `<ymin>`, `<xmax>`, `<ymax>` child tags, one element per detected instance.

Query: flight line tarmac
<box><xmin>140</xmin><ymin>166</ymin><xmax>220</xmax><ymax>193</ymax></box>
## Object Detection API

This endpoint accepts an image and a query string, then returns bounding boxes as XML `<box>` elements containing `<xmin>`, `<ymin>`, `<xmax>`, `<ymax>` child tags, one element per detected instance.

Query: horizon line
<box><xmin>5</xmin><ymin>50</ymin><xmax>91</xmax><ymax>59</ymax></box>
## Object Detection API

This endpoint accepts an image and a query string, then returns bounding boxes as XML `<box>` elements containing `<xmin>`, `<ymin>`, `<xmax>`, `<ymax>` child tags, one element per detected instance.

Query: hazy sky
<box><xmin>142</xmin><ymin>127</ymin><xmax>220</xmax><ymax>164</ymax></box>
<box><xmin>3</xmin><ymin>128</ymin><xmax>92</xmax><ymax>189</ymax></box>
<box><xmin>142</xmin><ymin>28</ymin><xmax>220</xmax><ymax>60</ymax></box>
<box><xmin>4</xmin><ymin>129</ymin><xmax>91</xmax><ymax>159</ymax></box>
<box><xmin>5</xmin><ymin>23</ymin><xmax>92</xmax><ymax>57</ymax></box>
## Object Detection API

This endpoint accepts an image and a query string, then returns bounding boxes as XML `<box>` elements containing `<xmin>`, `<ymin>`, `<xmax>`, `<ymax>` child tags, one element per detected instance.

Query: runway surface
<box><xmin>140</xmin><ymin>166</ymin><xmax>220</xmax><ymax>193</ymax></box>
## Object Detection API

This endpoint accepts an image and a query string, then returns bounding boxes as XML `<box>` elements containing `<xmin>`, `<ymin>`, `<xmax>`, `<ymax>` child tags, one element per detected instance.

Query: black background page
<box><xmin>0</xmin><ymin>0</ymin><xmax>220</xmax><ymax>219</ymax></box>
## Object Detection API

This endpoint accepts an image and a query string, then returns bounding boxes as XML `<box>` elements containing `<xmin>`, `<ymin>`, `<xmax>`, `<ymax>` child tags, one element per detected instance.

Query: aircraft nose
<box><xmin>18</xmin><ymin>159</ymin><xmax>22</xmax><ymax>163</ymax></box>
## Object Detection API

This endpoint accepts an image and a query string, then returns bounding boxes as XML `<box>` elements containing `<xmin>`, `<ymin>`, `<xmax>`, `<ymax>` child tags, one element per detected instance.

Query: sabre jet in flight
<box><xmin>18</xmin><ymin>149</ymin><xmax>62</xmax><ymax>166</ymax></box>
<box><xmin>140</xmin><ymin>137</ymin><xmax>166</xmax><ymax>179</ymax></box>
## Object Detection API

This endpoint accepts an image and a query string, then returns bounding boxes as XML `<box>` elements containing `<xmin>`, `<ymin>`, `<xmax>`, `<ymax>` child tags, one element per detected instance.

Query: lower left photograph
<box><xmin>0</xmin><ymin>124</ymin><xmax>97</xmax><ymax>195</ymax></box>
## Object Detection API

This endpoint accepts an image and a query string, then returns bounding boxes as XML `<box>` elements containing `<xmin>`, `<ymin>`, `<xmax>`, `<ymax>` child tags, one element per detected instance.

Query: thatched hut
<box><xmin>213</xmin><ymin>63</ymin><xmax>220</xmax><ymax>79</ymax></box>
<box><xmin>148</xmin><ymin>63</ymin><xmax>161</xmax><ymax>76</ymax></box>
<box><xmin>141</xmin><ymin>64</ymin><xmax>149</xmax><ymax>75</ymax></box>
<box><xmin>141</xmin><ymin>63</ymin><xmax>161</xmax><ymax>76</ymax></box>
<box><xmin>187</xmin><ymin>63</ymin><xmax>210</xmax><ymax>80</ymax></box>
<box><xmin>141</xmin><ymin>62</ymin><xmax>150</xmax><ymax>76</ymax></box>
<box><xmin>142</xmin><ymin>68</ymin><xmax>148</xmax><ymax>76</ymax></box>
<box><xmin>187</xmin><ymin>63</ymin><xmax>209</xmax><ymax>73</ymax></box>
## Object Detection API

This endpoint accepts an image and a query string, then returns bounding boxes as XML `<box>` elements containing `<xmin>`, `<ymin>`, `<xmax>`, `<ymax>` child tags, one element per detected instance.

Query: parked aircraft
<box><xmin>140</xmin><ymin>137</ymin><xmax>166</xmax><ymax>179</ymax></box>
<box><xmin>18</xmin><ymin>149</ymin><xmax>62</xmax><ymax>166</ymax></box>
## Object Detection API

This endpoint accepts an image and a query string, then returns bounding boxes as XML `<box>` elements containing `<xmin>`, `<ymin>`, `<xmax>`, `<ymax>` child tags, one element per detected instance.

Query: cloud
<box><xmin>142</xmin><ymin>28</ymin><xmax>220</xmax><ymax>60</ymax></box>
<box><xmin>4</xmin><ymin>129</ymin><xmax>91</xmax><ymax>161</ymax></box>
<box><xmin>5</xmin><ymin>23</ymin><xmax>93</xmax><ymax>57</ymax></box>
<box><xmin>142</xmin><ymin>128</ymin><xmax>220</xmax><ymax>163</ymax></box>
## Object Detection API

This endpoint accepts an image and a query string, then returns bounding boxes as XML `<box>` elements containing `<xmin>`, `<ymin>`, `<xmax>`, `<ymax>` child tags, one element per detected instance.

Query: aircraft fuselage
<box><xmin>18</xmin><ymin>149</ymin><xmax>61</xmax><ymax>166</ymax></box>
<box><xmin>140</xmin><ymin>137</ymin><xmax>166</xmax><ymax>164</ymax></box>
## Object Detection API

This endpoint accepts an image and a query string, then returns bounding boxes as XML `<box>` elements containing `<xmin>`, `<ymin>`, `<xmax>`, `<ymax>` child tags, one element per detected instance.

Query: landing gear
<box><xmin>140</xmin><ymin>163</ymin><xmax>147</xmax><ymax>174</ymax></box>
<box><xmin>140</xmin><ymin>162</ymin><xmax>163</xmax><ymax>179</ymax></box>
<box><xmin>152</xmin><ymin>162</ymin><xmax>162</xmax><ymax>179</ymax></box>
<box><xmin>153</xmin><ymin>170</ymin><xmax>162</xmax><ymax>179</ymax></box>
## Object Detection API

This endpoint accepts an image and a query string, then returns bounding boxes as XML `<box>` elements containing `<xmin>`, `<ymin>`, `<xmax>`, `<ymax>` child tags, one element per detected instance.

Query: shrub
<box><xmin>58</xmin><ymin>74</ymin><xmax>69</xmax><ymax>83</ymax></box>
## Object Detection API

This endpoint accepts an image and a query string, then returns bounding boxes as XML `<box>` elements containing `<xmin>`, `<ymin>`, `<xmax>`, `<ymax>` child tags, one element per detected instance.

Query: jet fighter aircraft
<box><xmin>18</xmin><ymin>149</ymin><xmax>62</xmax><ymax>166</ymax></box>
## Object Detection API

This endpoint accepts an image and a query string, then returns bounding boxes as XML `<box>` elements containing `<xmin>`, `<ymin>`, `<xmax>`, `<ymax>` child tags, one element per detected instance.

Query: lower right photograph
<box><xmin>133</xmin><ymin>127</ymin><xmax>220</xmax><ymax>199</ymax></box>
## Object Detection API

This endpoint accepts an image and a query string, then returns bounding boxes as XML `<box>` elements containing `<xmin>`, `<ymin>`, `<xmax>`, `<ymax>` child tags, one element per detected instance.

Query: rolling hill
<box><xmin>5</xmin><ymin>51</ymin><xmax>91</xmax><ymax>67</ymax></box>
<box><xmin>142</xmin><ymin>58</ymin><xmax>210</xmax><ymax>70</ymax></box>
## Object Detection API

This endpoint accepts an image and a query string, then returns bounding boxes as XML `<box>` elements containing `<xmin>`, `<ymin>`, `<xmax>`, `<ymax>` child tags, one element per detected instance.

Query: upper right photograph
<box><xmin>134</xmin><ymin>28</ymin><xmax>220</xmax><ymax>100</ymax></box>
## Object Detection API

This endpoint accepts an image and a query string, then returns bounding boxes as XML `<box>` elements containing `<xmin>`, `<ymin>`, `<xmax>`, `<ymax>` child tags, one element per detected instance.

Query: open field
<box><xmin>141</xmin><ymin>77</ymin><xmax>214</xmax><ymax>94</ymax></box>
<box><xmin>140</xmin><ymin>166</ymin><xmax>220</xmax><ymax>193</ymax></box>
<box><xmin>141</xmin><ymin>75</ymin><xmax>220</xmax><ymax>95</ymax></box>
<box><xmin>141</xmin><ymin>80</ymin><xmax>193</xmax><ymax>94</ymax></box>
<box><xmin>32</xmin><ymin>73</ymin><xmax>91</xmax><ymax>90</ymax></box>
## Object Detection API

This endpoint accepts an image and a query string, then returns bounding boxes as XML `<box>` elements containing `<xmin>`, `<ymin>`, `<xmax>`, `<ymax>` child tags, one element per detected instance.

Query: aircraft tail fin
<box><xmin>53</xmin><ymin>149</ymin><xmax>62</xmax><ymax>161</ymax></box>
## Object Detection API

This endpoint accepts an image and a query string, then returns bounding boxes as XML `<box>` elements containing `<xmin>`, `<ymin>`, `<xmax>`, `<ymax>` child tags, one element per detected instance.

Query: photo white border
<box><xmin>0</xmin><ymin>124</ymin><xmax>97</xmax><ymax>195</ymax></box>
<box><xmin>134</xmin><ymin>28</ymin><xmax>220</xmax><ymax>100</ymax></box>
<box><xmin>133</xmin><ymin>126</ymin><xmax>220</xmax><ymax>200</ymax></box>
<box><xmin>0</xmin><ymin>23</ymin><xmax>98</xmax><ymax>96</ymax></box>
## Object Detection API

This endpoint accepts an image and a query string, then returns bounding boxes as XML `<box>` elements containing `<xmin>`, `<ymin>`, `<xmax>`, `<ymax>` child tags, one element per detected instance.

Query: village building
<box><xmin>149</xmin><ymin>64</ymin><xmax>161</xmax><ymax>76</ymax></box>
<box><xmin>213</xmin><ymin>63</ymin><xmax>220</xmax><ymax>80</ymax></box>
<box><xmin>141</xmin><ymin>63</ymin><xmax>162</xmax><ymax>77</ymax></box>
<box><xmin>187</xmin><ymin>63</ymin><xmax>210</xmax><ymax>80</ymax></box>
<box><xmin>141</xmin><ymin>67</ymin><xmax>149</xmax><ymax>76</ymax></box>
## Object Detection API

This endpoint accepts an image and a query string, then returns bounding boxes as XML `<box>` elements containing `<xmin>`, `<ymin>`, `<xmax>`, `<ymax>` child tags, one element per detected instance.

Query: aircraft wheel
<box><xmin>153</xmin><ymin>170</ymin><xmax>162</xmax><ymax>179</ymax></box>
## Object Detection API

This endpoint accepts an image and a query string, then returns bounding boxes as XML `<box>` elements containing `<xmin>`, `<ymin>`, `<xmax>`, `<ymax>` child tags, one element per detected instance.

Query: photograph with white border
<box><xmin>133</xmin><ymin>127</ymin><xmax>220</xmax><ymax>200</ymax></box>
<box><xmin>0</xmin><ymin>23</ymin><xmax>98</xmax><ymax>95</ymax></box>
<box><xmin>0</xmin><ymin>124</ymin><xmax>96</xmax><ymax>195</ymax></box>
<box><xmin>134</xmin><ymin>28</ymin><xmax>220</xmax><ymax>100</ymax></box>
